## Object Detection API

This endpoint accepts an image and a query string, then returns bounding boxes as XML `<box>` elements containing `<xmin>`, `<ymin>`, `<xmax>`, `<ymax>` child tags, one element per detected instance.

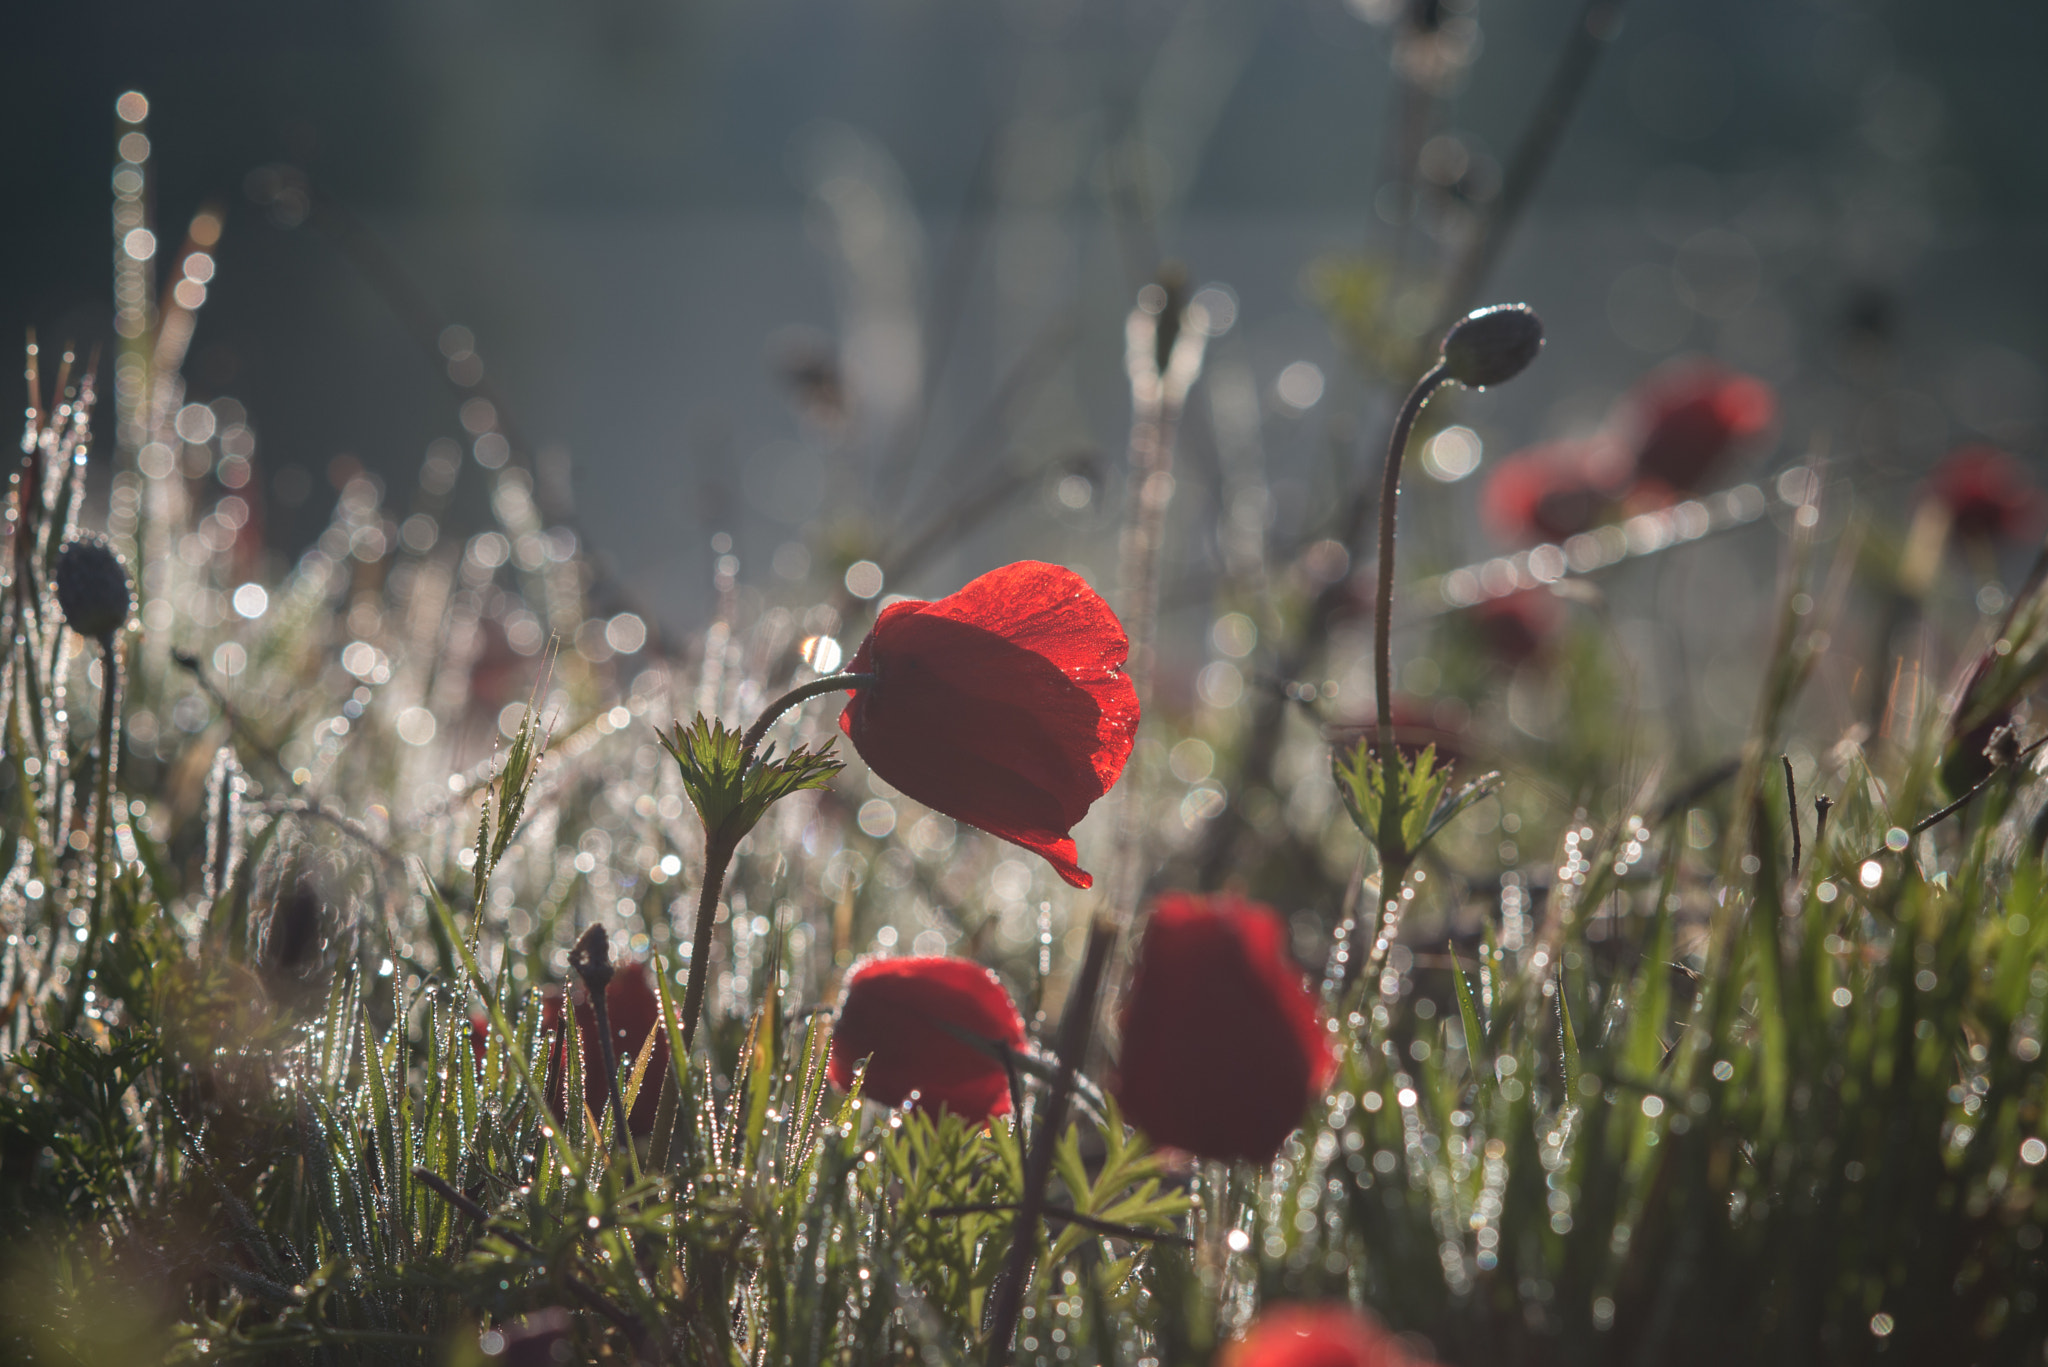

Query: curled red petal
<box><xmin>840</xmin><ymin>561</ymin><xmax>1139</xmax><ymax>888</ymax></box>
<box><xmin>1114</xmin><ymin>893</ymin><xmax>1335</xmax><ymax>1164</ymax></box>
<box><xmin>827</xmin><ymin>955</ymin><xmax>1027</xmax><ymax>1122</ymax></box>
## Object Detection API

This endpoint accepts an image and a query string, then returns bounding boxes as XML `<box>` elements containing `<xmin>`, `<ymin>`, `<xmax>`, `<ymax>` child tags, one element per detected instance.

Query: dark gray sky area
<box><xmin>8</xmin><ymin>0</ymin><xmax>2046</xmax><ymax>628</ymax></box>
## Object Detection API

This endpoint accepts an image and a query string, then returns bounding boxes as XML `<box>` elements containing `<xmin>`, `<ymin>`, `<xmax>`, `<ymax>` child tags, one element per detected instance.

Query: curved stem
<box><xmin>1373</xmin><ymin>363</ymin><xmax>1452</xmax><ymax>899</ymax></box>
<box><xmin>738</xmin><ymin>671</ymin><xmax>875</xmax><ymax>765</ymax></box>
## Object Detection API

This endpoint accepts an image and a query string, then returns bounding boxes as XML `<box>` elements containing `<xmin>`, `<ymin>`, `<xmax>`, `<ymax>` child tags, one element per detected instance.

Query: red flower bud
<box><xmin>1220</xmin><ymin>1304</ymin><xmax>1431</xmax><ymax>1367</ymax></box>
<box><xmin>1622</xmin><ymin>362</ymin><xmax>1775</xmax><ymax>492</ymax></box>
<box><xmin>839</xmin><ymin>561</ymin><xmax>1140</xmax><ymax>889</ymax></box>
<box><xmin>827</xmin><ymin>956</ymin><xmax>1027</xmax><ymax>1122</ymax></box>
<box><xmin>1922</xmin><ymin>444</ymin><xmax>2043</xmax><ymax>544</ymax></box>
<box><xmin>1114</xmin><ymin>893</ymin><xmax>1335</xmax><ymax>1164</ymax></box>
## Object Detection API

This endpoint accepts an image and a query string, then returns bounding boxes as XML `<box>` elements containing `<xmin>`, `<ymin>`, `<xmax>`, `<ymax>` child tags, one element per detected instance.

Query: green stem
<box><xmin>677</xmin><ymin>670</ymin><xmax>874</xmax><ymax>1053</ymax></box>
<box><xmin>985</xmin><ymin>918</ymin><xmax>1116</xmax><ymax>1367</ymax></box>
<box><xmin>67</xmin><ymin>634</ymin><xmax>121</xmax><ymax>1027</ymax></box>
<box><xmin>1372</xmin><ymin>363</ymin><xmax>1451</xmax><ymax>927</ymax></box>
<box><xmin>677</xmin><ymin>833</ymin><xmax>734</xmax><ymax>1056</ymax></box>
<box><xmin>738</xmin><ymin>671</ymin><xmax>875</xmax><ymax>764</ymax></box>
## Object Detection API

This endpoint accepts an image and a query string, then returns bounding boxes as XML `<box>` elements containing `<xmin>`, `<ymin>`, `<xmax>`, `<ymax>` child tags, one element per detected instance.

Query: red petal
<box><xmin>1221</xmin><ymin>1304</ymin><xmax>1427</xmax><ymax>1367</ymax></box>
<box><xmin>1114</xmin><ymin>893</ymin><xmax>1334</xmax><ymax>1164</ymax></box>
<box><xmin>827</xmin><ymin>956</ymin><xmax>1026</xmax><ymax>1122</ymax></box>
<box><xmin>840</xmin><ymin>562</ymin><xmax>1138</xmax><ymax>888</ymax></box>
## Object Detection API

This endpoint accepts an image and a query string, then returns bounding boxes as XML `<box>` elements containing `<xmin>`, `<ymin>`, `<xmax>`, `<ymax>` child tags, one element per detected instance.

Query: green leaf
<box><xmin>660</xmin><ymin>715</ymin><xmax>843</xmax><ymax>845</ymax></box>
<box><xmin>1332</xmin><ymin>740</ymin><xmax>1491</xmax><ymax>865</ymax></box>
<box><xmin>1451</xmin><ymin>941</ymin><xmax>1489</xmax><ymax>1090</ymax></box>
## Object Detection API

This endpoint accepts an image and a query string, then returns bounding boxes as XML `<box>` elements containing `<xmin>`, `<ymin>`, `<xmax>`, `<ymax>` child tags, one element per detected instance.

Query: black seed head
<box><xmin>55</xmin><ymin>537</ymin><xmax>132</xmax><ymax>641</ymax></box>
<box><xmin>1440</xmin><ymin>303</ymin><xmax>1544</xmax><ymax>390</ymax></box>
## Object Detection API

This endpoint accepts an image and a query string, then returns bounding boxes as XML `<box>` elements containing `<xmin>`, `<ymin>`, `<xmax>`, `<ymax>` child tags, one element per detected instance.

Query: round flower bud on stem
<box><xmin>569</xmin><ymin>924</ymin><xmax>631</xmax><ymax>1143</ymax></box>
<box><xmin>1440</xmin><ymin>302</ymin><xmax>1544</xmax><ymax>390</ymax></box>
<box><xmin>55</xmin><ymin>537</ymin><xmax>133</xmax><ymax>642</ymax></box>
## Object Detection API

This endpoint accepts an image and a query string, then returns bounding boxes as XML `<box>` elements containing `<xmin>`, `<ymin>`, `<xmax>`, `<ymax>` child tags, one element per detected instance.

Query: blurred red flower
<box><xmin>1478</xmin><ymin>440</ymin><xmax>1616</xmax><ymax>546</ymax></box>
<box><xmin>827</xmin><ymin>955</ymin><xmax>1026</xmax><ymax>1121</ymax></box>
<box><xmin>1621</xmin><ymin>362</ymin><xmax>1775</xmax><ymax>492</ymax></box>
<box><xmin>1922</xmin><ymin>444</ymin><xmax>2043</xmax><ymax>544</ymax></box>
<box><xmin>1114</xmin><ymin>893</ymin><xmax>1335</xmax><ymax>1163</ymax></box>
<box><xmin>1220</xmin><ymin>1304</ymin><xmax>1429</xmax><ymax>1367</ymax></box>
<box><xmin>839</xmin><ymin>560</ymin><xmax>1139</xmax><ymax>889</ymax></box>
<box><xmin>1471</xmin><ymin>590</ymin><xmax>1561</xmax><ymax>665</ymax></box>
<box><xmin>506</xmin><ymin>962</ymin><xmax>670</xmax><ymax>1135</ymax></box>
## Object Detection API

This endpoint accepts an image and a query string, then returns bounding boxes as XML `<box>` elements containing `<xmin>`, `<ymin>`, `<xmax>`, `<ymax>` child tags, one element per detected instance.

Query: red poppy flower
<box><xmin>1114</xmin><ymin>893</ymin><xmax>1335</xmax><ymax>1164</ymax></box>
<box><xmin>827</xmin><ymin>956</ymin><xmax>1027</xmax><ymax>1121</ymax></box>
<box><xmin>1220</xmin><ymin>1304</ymin><xmax>1429</xmax><ymax>1367</ymax></box>
<box><xmin>1478</xmin><ymin>441</ymin><xmax>1617</xmax><ymax>546</ymax></box>
<box><xmin>530</xmin><ymin>962</ymin><xmax>670</xmax><ymax>1135</ymax></box>
<box><xmin>1621</xmin><ymin>362</ymin><xmax>1775</xmax><ymax>492</ymax></box>
<box><xmin>839</xmin><ymin>560</ymin><xmax>1139</xmax><ymax>889</ymax></box>
<box><xmin>1470</xmin><ymin>589</ymin><xmax>1560</xmax><ymax>665</ymax></box>
<box><xmin>1922</xmin><ymin>444</ymin><xmax>2043</xmax><ymax>544</ymax></box>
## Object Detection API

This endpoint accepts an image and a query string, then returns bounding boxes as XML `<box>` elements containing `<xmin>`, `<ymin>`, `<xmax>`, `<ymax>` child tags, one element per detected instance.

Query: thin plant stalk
<box><xmin>1366</xmin><ymin>361</ymin><xmax>1451</xmax><ymax>960</ymax></box>
<box><xmin>985</xmin><ymin>917</ymin><xmax>1116</xmax><ymax>1367</ymax></box>
<box><xmin>675</xmin><ymin>670</ymin><xmax>873</xmax><ymax>1053</ymax></box>
<box><xmin>68</xmin><ymin>634</ymin><xmax>122</xmax><ymax>1025</ymax></box>
<box><xmin>1103</xmin><ymin>288</ymin><xmax>1210</xmax><ymax>927</ymax></box>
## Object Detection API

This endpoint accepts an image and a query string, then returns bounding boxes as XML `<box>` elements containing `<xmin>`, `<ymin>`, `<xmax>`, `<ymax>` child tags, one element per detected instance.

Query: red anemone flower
<box><xmin>1922</xmin><ymin>444</ymin><xmax>2043</xmax><ymax>544</ymax></box>
<box><xmin>1621</xmin><ymin>362</ymin><xmax>1775</xmax><ymax>492</ymax></box>
<box><xmin>527</xmin><ymin>962</ymin><xmax>670</xmax><ymax>1135</ymax></box>
<box><xmin>839</xmin><ymin>560</ymin><xmax>1139</xmax><ymax>889</ymax></box>
<box><xmin>1478</xmin><ymin>441</ymin><xmax>1617</xmax><ymax>546</ymax></box>
<box><xmin>1470</xmin><ymin>589</ymin><xmax>1561</xmax><ymax>665</ymax></box>
<box><xmin>827</xmin><ymin>956</ymin><xmax>1027</xmax><ymax>1122</ymax></box>
<box><xmin>1221</xmin><ymin>1304</ymin><xmax>1430</xmax><ymax>1367</ymax></box>
<box><xmin>1114</xmin><ymin>893</ymin><xmax>1335</xmax><ymax>1164</ymax></box>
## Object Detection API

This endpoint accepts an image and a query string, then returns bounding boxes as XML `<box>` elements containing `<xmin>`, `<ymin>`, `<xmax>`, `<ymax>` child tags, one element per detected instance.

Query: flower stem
<box><xmin>985</xmin><ymin>917</ymin><xmax>1116</xmax><ymax>1367</ymax></box>
<box><xmin>677</xmin><ymin>832</ymin><xmax>734</xmax><ymax>1055</ymax></box>
<box><xmin>68</xmin><ymin>634</ymin><xmax>122</xmax><ymax>1027</ymax></box>
<box><xmin>676</xmin><ymin>670</ymin><xmax>874</xmax><ymax>1054</ymax></box>
<box><xmin>737</xmin><ymin>671</ymin><xmax>875</xmax><ymax>765</ymax></box>
<box><xmin>1369</xmin><ymin>363</ymin><xmax>1450</xmax><ymax>956</ymax></box>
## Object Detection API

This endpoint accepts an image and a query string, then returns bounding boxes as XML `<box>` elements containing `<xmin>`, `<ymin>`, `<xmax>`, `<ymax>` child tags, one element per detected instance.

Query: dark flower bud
<box><xmin>55</xmin><ymin>536</ymin><xmax>133</xmax><ymax>641</ymax></box>
<box><xmin>570</xmin><ymin>923</ymin><xmax>614</xmax><ymax>995</ymax></box>
<box><xmin>1440</xmin><ymin>303</ymin><xmax>1544</xmax><ymax>390</ymax></box>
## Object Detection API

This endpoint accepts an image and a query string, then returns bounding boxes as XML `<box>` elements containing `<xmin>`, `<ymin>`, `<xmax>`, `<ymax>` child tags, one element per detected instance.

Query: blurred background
<box><xmin>8</xmin><ymin>0</ymin><xmax>2046</xmax><ymax>637</ymax></box>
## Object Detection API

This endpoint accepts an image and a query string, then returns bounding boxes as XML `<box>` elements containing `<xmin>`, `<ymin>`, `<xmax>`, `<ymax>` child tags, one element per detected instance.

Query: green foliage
<box><xmin>660</xmin><ymin>714</ymin><xmax>844</xmax><ymax>846</ymax></box>
<box><xmin>1333</xmin><ymin>739</ymin><xmax>1500</xmax><ymax>868</ymax></box>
